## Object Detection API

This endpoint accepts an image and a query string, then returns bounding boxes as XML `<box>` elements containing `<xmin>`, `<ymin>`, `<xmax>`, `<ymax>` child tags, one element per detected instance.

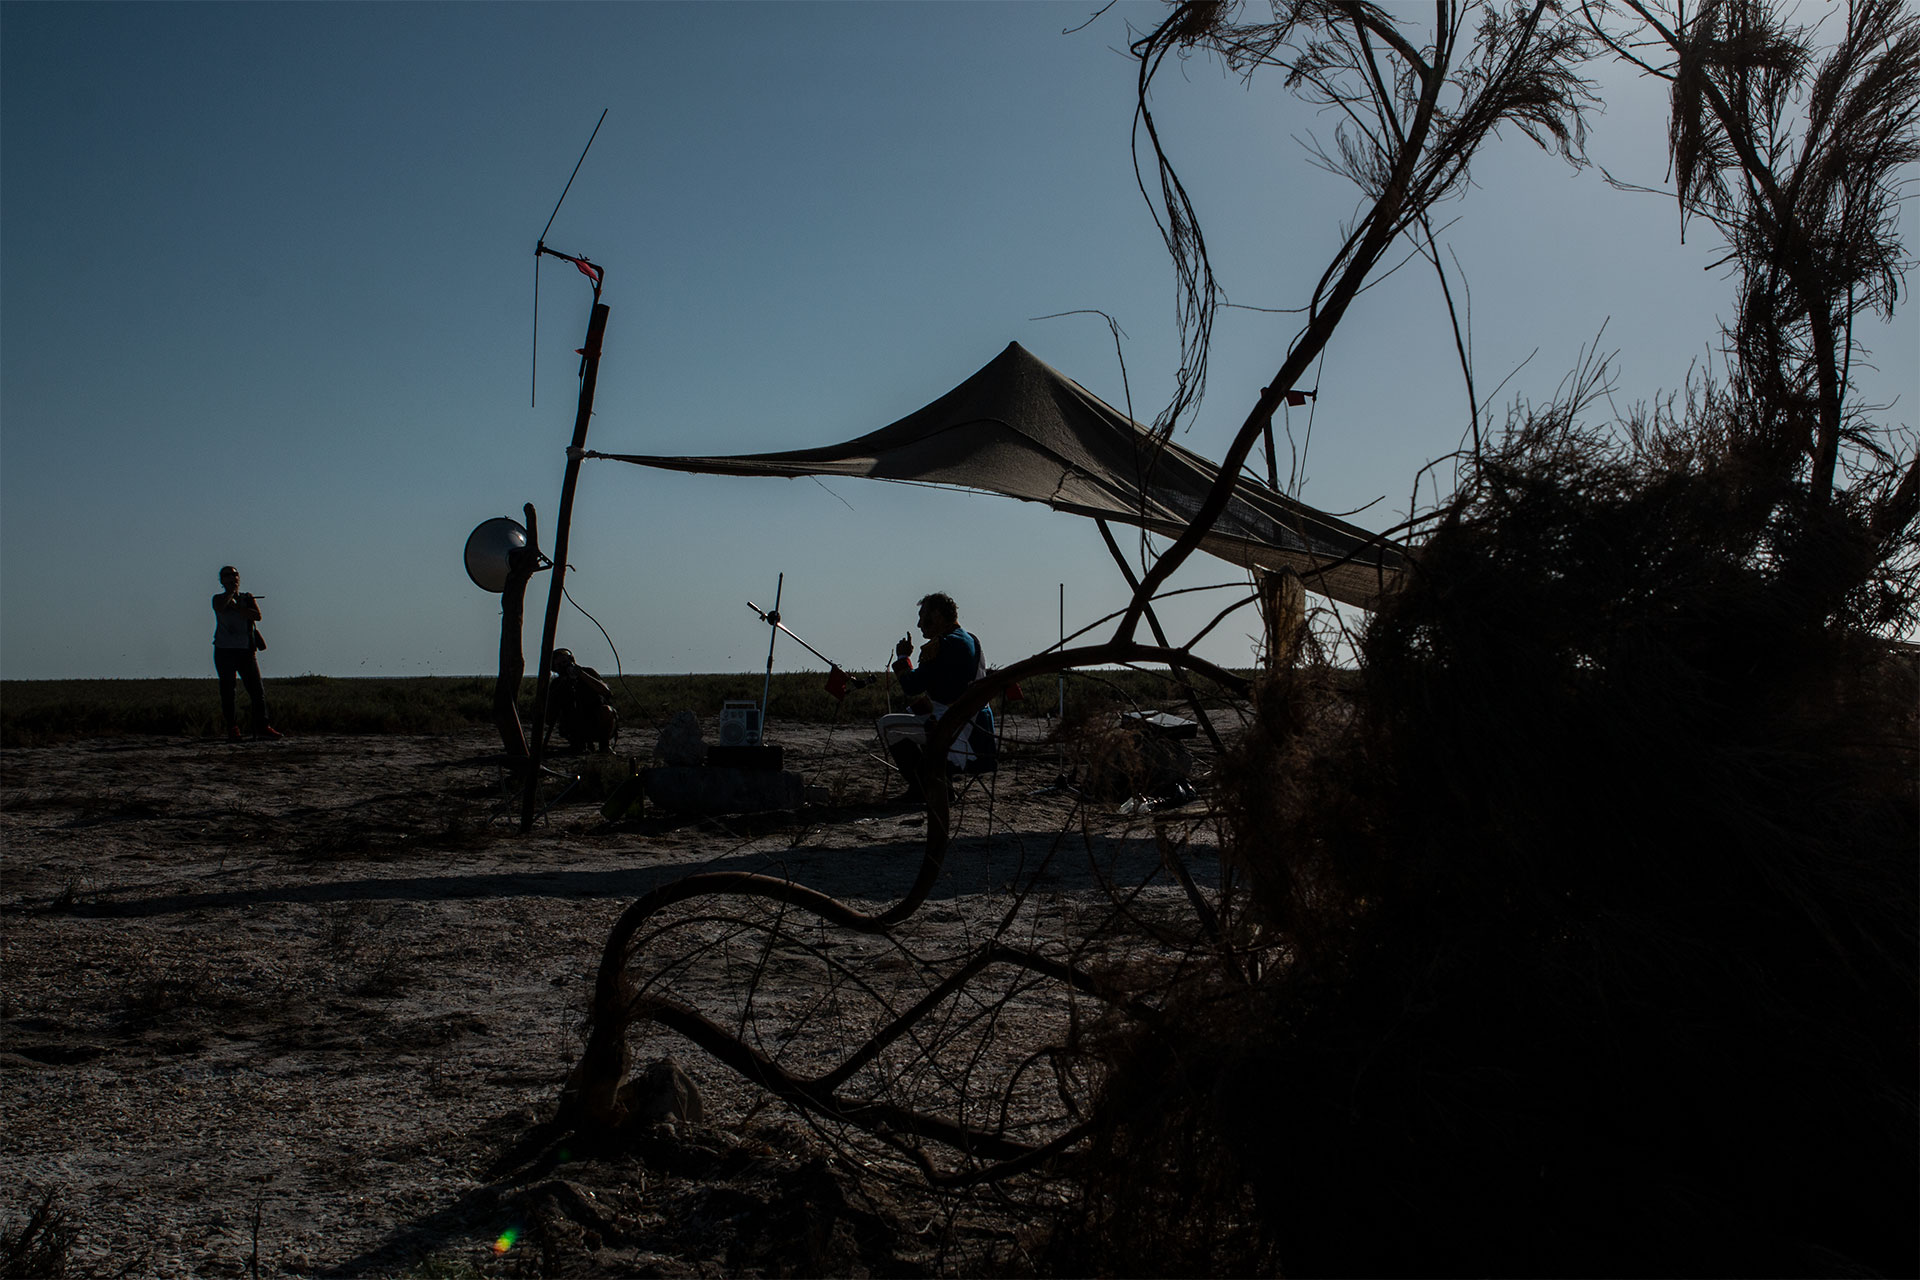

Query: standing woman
<box><xmin>212</xmin><ymin>565</ymin><xmax>280</xmax><ymax>741</ymax></box>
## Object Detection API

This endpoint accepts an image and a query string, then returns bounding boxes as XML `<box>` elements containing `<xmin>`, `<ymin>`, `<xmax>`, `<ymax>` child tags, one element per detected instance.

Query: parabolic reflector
<box><xmin>463</xmin><ymin>517</ymin><xmax>530</xmax><ymax>593</ymax></box>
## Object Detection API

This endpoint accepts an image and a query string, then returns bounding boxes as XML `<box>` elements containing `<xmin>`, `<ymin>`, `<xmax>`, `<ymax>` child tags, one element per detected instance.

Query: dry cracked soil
<box><xmin>2</xmin><ymin>714</ymin><xmax>1226</xmax><ymax>1277</ymax></box>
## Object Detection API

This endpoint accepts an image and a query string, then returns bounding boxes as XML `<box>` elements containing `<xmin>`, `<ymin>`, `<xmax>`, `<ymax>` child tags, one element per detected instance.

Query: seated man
<box><xmin>877</xmin><ymin>592</ymin><xmax>996</xmax><ymax>802</ymax></box>
<box><xmin>548</xmin><ymin>648</ymin><xmax>618</xmax><ymax>753</ymax></box>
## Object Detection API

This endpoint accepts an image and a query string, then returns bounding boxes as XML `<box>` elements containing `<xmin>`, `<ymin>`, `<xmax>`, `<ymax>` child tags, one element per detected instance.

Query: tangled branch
<box><xmin>558</xmin><ymin>0</ymin><xmax>1607</xmax><ymax>1210</ymax></box>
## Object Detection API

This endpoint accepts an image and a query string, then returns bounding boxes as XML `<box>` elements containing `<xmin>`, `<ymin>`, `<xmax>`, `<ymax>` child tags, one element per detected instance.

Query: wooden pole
<box><xmin>493</xmin><ymin>503</ymin><xmax>541</xmax><ymax>757</ymax></box>
<box><xmin>1260</xmin><ymin>382</ymin><xmax>1282</xmax><ymax>491</ymax></box>
<box><xmin>521</xmin><ymin>301</ymin><xmax>610</xmax><ymax>831</ymax></box>
<box><xmin>1259</xmin><ymin>568</ymin><xmax>1306</xmax><ymax>671</ymax></box>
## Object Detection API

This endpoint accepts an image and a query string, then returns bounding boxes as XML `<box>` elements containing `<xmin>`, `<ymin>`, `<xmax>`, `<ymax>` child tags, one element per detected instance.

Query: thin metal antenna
<box><xmin>540</xmin><ymin>108</ymin><xmax>607</xmax><ymax>246</ymax></box>
<box><xmin>532</xmin><ymin>107</ymin><xmax>608</xmax><ymax>409</ymax></box>
<box><xmin>758</xmin><ymin>573</ymin><xmax>784</xmax><ymax>743</ymax></box>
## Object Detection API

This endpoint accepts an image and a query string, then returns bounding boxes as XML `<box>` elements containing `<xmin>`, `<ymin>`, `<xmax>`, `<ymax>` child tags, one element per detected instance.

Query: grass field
<box><xmin>0</xmin><ymin>667</ymin><xmax>1253</xmax><ymax>747</ymax></box>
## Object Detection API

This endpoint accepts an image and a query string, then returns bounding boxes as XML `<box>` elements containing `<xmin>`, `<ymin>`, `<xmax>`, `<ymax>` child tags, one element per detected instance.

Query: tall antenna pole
<box><xmin>521</xmin><ymin>299</ymin><xmax>611</xmax><ymax>831</ymax></box>
<box><xmin>531</xmin><ymin>108</ymin><xmax>608</xmax><ymax>410</ymax></box>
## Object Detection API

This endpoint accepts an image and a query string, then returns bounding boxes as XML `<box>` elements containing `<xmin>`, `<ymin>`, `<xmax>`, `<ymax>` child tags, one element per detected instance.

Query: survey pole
<box><xmin>521</xmin><ymin>300</ymin><xmax>610</xmax><ymax>831</ymax></box>
<box><xmin>757</xmin><ymin>572</ymin><xmax>784</xmax><ymax>743</ymax></box>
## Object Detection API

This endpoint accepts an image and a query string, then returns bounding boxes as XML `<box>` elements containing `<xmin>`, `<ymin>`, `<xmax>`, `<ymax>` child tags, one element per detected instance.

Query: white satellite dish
<box><xmin>464</xmin><ymin>517</ymin><xmax>531</xmax><ymax>593</ymax></box>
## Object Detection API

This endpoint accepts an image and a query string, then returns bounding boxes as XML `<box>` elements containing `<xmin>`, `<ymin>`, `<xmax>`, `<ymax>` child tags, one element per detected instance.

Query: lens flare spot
<box><xmin>493</xmin><ymin>1227</ymin><xmax>519</xmax><ymax>1254</ymax></box>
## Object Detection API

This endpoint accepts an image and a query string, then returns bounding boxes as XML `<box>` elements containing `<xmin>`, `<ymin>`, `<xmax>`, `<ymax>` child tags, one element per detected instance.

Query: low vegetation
<box><xmin>0</xmin><ymin>668</ymin><xmax>1248</xmax><ymax>748</ymax></box>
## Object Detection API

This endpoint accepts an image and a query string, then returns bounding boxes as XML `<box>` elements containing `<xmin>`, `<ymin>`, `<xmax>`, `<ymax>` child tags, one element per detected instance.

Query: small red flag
<box><xmin>825</xmin><ymin>667</ymin><xmax>851</xmax><ymax>701</ymax></box>
<box><xmin>1004</xmin><ymin>682</ymin><xmax>1025</xmax><ymax>702</ymax></box>
<box><xmin>550</xmin><ymin>250</ymin><xmax>602</xmax><ymax>288</ymax></box>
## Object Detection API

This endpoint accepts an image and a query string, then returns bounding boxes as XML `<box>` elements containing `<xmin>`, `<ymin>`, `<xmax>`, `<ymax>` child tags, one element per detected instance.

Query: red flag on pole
<box><xmin>548</xmin><ymin>249</ymin><xmax>602</xmax><ymax>288</ymax></box>
<box><xmin>825</xmin><ymin>667</ymin><xmax>851</xmax><ymax>701</ymax></box>
<box><xmin>568</xmin><ymin>256</ymin><xmax>602</xmax><ymax>288</ymax></box>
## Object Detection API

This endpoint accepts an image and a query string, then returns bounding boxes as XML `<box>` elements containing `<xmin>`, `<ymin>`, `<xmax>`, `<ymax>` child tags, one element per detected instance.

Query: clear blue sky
<box><xmin>4</xmin><ymin>2</ymin><xmax>1912</xmax><ymax>682</ymax></box>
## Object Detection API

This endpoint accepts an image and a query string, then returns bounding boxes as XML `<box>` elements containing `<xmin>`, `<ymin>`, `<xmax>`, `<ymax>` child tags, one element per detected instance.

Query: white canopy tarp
<box><xmin>585</xmin><ymin>342</ymin><xmax>1407</xmax><ymax>609</ymax></box>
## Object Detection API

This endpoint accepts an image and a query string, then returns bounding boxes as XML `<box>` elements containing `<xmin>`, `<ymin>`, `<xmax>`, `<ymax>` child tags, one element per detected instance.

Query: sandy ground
<box><xmin>1</xmin><ymin>713</ymin><xmax>1227</xmax><ymax>1277</ymax></box>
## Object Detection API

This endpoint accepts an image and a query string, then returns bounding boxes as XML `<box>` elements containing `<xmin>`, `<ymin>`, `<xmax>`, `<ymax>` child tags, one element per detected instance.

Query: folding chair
<box><xmin>875</xmin><ymin>705</ymin><xmax>999</xmax><ymax>812</ymax></box>
<box><xmin>944</xmin><ymin>702</ymin><xmax>1009</xmax><ymax>831</ymax></box>
<box><xmin>949</xmin><ymin>750</ymin><xmax>997</xmax><ymax>805</ymax></box>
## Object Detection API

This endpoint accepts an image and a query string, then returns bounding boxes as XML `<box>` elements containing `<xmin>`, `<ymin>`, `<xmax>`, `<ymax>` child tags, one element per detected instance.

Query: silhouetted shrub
<box><xmin>1058</xmin><ymin>414</ymin><xmax>1918</xmax><ymax>1275</ymax></box>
